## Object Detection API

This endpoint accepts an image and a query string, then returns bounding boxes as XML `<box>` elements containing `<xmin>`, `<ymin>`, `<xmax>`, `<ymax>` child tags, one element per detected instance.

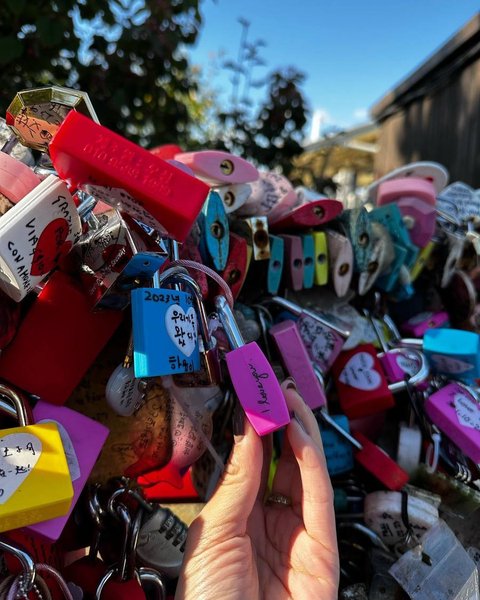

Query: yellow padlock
<box><xmin>312</xmin><ymin>231</ymin><xmax>328</xmax><ymax>286</ymax></box>
<box><xmin>0</xmin><ymin>385</ymin><xmax>73</xmax><ymax>533</ymax></box>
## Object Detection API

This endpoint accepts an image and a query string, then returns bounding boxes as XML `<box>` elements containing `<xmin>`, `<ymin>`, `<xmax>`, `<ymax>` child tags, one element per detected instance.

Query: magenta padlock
<box><xmin>215</xmin><ymin>295</ymin><xmax>290</xmax><ymax>435</ymax></box>
<box><xmin>28</xmin><ymin>402</ymin><xmax>109</xmax><ymax>541</ymax></box>
<box><xmin>378</xmin><ymin>347</ymin><xmax>428</xmax><ymax>385</ymax></box>
<box><xmin>269</xmin><ymin>320</ymin><xmax>326</xmax><ymax>410</ymax></box>
<box><xmin>401</xmin><ymin>311</ymin><xmax>449</xmax><ymax>338</ymax></box>
<box><xmin>425</xmin><ymin>382</ymin><xmax>480</xmax><ymax>463</ymax></box>
<box><xmin>269</xmin><ymin>296</ymin><xmax>351</xmax><ymax>376</ymax></box>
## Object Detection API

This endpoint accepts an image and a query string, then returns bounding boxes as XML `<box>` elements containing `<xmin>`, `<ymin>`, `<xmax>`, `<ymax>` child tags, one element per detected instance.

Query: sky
<box><xmin>187</xmin><ymin>0</ymin><xmax>479</xmax><ymax>140</ymax></box>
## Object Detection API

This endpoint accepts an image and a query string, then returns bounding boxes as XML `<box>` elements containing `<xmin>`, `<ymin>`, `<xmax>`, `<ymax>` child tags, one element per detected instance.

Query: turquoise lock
<box><xmin>318</xmin><ymin>414</ymin><xmax>354</xmax><ymax>476</ymax></box>
<box><xmin>197</xmin><ymin>190</ymin><xmax>230</xmax><ymax>271</ymax></box>
<box><xmin>267</xmin><ymin>234</ymin><xmax>284</xmax><ymax>295</ymax></box>
<box><xmin>301</xmin><ymin>234</ymin><xmax>315</xmax><ymax>289</ymax></box>
<box><xmin>339</xmin><ymin>207</ymin><xmax>373</xmax><ymax>273</ymax></box>
<box><xmin>400</xmin><ymin>328</ymin><xmax>480</xmax><ymax>384</ymax></box>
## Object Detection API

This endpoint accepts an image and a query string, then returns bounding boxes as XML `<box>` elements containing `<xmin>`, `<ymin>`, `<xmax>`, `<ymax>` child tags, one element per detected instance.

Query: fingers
<box><xmin>282</xmin><ymin>381</ymin><xmax>337</xmax><ymax>545</ymax></box>
<box><xmin>199</xmin><ymin>415</ymin><xmax>263</xmax><ymax>539</ymax></box>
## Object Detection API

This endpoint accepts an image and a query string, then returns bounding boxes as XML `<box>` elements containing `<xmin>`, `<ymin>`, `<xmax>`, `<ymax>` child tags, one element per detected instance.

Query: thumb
<box><xmin>200</xmin><ymin>415</ymin><xmax>263</xmax><ymax>538</ymax></box>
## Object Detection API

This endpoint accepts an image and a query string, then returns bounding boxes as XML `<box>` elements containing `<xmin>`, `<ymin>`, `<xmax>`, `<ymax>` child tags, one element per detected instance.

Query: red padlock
<box><xmin>0</xmin><ymin>271</ymin><xmax>123</xmax><ymax>405</ymax></box>
<box><xmin>49</xmin><ymin>111</ymin><xmax>210</xmax><ymax>242</ymax></box>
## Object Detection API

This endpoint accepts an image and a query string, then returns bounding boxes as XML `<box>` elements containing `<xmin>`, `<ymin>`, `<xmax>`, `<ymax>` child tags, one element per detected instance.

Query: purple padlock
<box><xmin>26</xmin><ymin>401</ymin><xmax>109</xmax><ymax>541</ymax></box>
<box><xmin>401</xmin><ymin>311</ymin><xmax>449</xmax><ymax>338</ymax></box>
<box><xmin>269</xmin><ymin>320</ymin><xmax>326</xmax><ymax>410</ymax></box>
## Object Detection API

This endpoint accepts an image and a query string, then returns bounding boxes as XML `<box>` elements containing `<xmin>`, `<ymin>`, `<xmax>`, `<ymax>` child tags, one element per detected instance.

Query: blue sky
<box><xmin>188</xmin><ymin>1</ymin><xmax>479</xmax><ymax>139</ymax></box>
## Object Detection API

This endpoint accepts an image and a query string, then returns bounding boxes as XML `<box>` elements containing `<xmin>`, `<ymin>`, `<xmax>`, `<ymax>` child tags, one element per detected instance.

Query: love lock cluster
<box><xmin>0</xmin><ymin>85</ymin><xmax>480</xmax><ymax>598</ymax></box>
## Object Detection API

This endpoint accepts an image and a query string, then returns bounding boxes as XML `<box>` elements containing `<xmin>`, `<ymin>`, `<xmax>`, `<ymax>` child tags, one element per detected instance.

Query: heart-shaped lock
<box><xmin>338</xmin><ymin>351</ymin><xmax>383</xmax><ymax>391</ymax></box>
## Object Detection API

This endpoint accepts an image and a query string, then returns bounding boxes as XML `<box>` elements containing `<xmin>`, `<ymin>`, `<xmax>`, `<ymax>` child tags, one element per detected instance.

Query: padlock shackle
<box><xmin>215</xmin><ymin>295</ymin><xmax>245</xmax><ymax>349</ymax></box>
<box><xmin>393</xmin><ymin>337</ymin><xmax>423</xmax><ymax>350</ymax></box>
<box><xmin>379</xmin><ymin>348</ymin><xmax>429</xmax><ymax>392</ymax></box>
<box><xmin>0</xmin><ymin>384</ymin><xmax>32</xmax><ymax>426</ymax></box>
<box><xmin>267</xmin><ymin>296</ymin><xmax>351</xmax><ymax>338</ymax></box>
<box><xmin>0</xmin><ymin>538</ymin><xmax>36</xmax><ymax>592</ymax></box>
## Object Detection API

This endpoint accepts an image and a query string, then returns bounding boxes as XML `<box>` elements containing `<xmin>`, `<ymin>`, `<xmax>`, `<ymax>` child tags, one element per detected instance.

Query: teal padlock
<box><xmin>301</xmin><ymin>234</ymin><xmax>315</xmax><ymax>289</ymax></box>
<box><xmin>267</xmin><ymin>234</ymin><xmax>284</xmax><ymax>295</ymax></box>
<box><xmin>198</xmin><ymin>190</ymin><xmax>230</xmax><ymax>271</ymax></box>
<box><xmin>400</xmin><ymin>328</ymin><xmax>480</xmax><ymax>384</ymax></box>
<box><xmin>318</xmin><ymin>414</ymin><xmax>354</xmax><ymax>476</ymax></box>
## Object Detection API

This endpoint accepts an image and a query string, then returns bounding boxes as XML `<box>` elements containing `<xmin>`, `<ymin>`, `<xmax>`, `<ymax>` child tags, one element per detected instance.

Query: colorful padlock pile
<box><xmin>1</xmin><ymin>85</ymin><xmax>480</xmax><ymax>598</ymax></box>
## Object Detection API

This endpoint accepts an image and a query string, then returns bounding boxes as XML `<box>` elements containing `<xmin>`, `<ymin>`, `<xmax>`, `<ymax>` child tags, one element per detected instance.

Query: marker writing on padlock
<box><xmin>0</xmin><ymin>385</ymin><xmax>73</xmax><ymax>533</ymax></box>
<box><xmin>215</xmin><ymin>295</ymin><xmax>290</xmax><ymax>435</ymax></box>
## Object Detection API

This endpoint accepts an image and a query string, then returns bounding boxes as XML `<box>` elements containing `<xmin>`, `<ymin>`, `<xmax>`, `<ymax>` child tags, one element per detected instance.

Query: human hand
<box><xmin>175</xmin><ymin>379</ymin><xmax>339</xmax><ymax>600</ymax></box>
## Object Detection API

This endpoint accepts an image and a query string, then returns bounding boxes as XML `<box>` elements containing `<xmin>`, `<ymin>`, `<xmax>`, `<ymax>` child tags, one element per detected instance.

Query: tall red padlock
<box><xmin>0</xmin><ymin>270</ymin><xmax>123</xmax><ymax>405</ymax></box>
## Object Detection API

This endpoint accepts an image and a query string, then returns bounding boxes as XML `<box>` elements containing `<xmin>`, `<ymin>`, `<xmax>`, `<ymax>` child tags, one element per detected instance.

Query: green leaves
<box><xmin>0</xmin><ymin>37</ymin><xmax>23</xmax><ymax>65</ymax></box>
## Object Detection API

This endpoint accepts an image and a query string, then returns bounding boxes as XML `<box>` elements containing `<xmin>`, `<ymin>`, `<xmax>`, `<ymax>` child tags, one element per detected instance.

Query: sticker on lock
<box><xmin>131</xmin><ymin>287</ymin><xmax>200</xmax><ymax>378</ymax></box>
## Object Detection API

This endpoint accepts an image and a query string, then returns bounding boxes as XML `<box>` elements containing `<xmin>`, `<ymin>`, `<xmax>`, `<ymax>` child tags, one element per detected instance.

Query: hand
<box><xmin>175</xmin><ymin>379</ymin><xmax>339</xmax><ymax>600</ymax></box>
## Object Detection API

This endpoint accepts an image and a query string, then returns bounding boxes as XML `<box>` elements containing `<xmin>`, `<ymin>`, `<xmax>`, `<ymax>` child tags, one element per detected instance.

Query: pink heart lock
<box><xmin>376</xmin><ymin>177</ymin><xmax>437</xmax><ymax>248</ymax></box>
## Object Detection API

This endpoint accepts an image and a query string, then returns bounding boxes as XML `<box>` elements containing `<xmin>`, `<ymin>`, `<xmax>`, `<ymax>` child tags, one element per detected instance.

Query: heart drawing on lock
<box><xmin>30</xmin><ymin>218</ymin><xmax>72</xmax><ymax>276</ymax></box>
<box><xmin>338</xmin><ymin>352</ymin><xmax>382</xmax><ymax>391</ymax></box>
<box><xmin>165</xmin><ymin>305</ymin><xmax>198</xmax><ymax>357</ymax></box>
<box><xmin>0</xmin><ymin>432</ymin><xmax>42</xmax><ymax>504</ymax></box>
<box><xmin>453</xmin><ymin>393</ymin><xmax>480</xmax><ymax>431</ymax></box>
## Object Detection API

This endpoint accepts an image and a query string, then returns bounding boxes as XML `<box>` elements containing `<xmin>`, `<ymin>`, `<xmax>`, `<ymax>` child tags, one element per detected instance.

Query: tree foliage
<box><xmin>0</xmin><ymin>1</ymin><xmax>309</xmax><ymax>172</ymax></box>
<box><xmin>0</xmin><ymin>0</ymin><xmax>202</xmax><ymax>146</ymax></box>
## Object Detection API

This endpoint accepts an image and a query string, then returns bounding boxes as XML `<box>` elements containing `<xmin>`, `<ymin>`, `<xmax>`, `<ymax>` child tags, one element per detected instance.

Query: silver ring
<box><xmin>266</xmin><ymin>493</ymin><xmax>292</xmax><ymax>507</ymax></box>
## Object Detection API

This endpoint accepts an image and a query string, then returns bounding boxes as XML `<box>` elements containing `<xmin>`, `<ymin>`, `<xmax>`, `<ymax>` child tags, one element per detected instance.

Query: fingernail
<box><xmin>233</xmin><ymin>401</ymin><xmax>245</xmax><ymax>442</ymax></box>
<box><xmin>284</xmin><ymin>376</ymin><xmax>297</xmax><ymax>391</ymax></box>
<box><xmin>293</xmin><ymin>411</ymin><xmax>308</xmax><ymax>434</ymax></box>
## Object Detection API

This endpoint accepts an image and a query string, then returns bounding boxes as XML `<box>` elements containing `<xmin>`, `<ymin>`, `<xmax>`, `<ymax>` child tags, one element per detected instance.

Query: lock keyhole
<box><xmin>367</xmin><ymin>260</ymin><xmax>378</xmax><ymax>274</ymax></box>
<box><xmin>253</xmin><ymin>228</ymin><xmax>269</xmax><ymax>249</ymax></box>
<box><xmin>313</xmin><ymin>205</ymin><xmax>325</xmax><ymax>219</ymax></box>
<box><xmin>317</xmin><ymin>253</ymin><xmax>326</xmax><ymax>264</ymax></box>
<box><xmin>220</xmin><ymin>159</ymin><xmax>234</xmax><ymax>175</ymax></box>
<box><xmin>224</xmin><ymin>191</ymin><xmax>235</xmax><ymax>207</ymax></box>
<box><xmin>293</xmin><ymin>259</ymin><xmax>303</xmax><ymax>269</ymax></box>
<box><xmin>210</xmin><ymin>221</ymin><xmax>225</xmax><ymax>239</ymax></box>
<box><xmin>358</xmin><ymin>232</ymin><xmax>369</xmax><ymax>247</ymax></box>
<box><xmin>228</xmin><ymin>269</ymin><xmax>241</xmax><ymax>284</ymax></box>
<box><xmin>338</xmin><ymin>263</ymin><xmax>350</xmax><ymax>276</ymax></box>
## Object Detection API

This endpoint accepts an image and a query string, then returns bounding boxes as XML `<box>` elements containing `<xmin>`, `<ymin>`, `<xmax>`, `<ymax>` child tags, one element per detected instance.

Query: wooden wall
<box><xmin>373</xmin><ymin>16</ymin><xmax>480</xmax><ymax>187</ymax></box>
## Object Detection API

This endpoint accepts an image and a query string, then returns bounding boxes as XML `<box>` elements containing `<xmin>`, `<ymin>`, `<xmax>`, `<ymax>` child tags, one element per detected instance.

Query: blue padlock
<box><xmin>301</xmin><ymin>234</ymin><xmax>315</xmax><ymax>289</ymax></box>
<box><xmin>267</xmin><ymin>234</ymin><xmax>284</xmax><ymax>295</ymax></box>
<box><xmin>131</xmin><ymin>268</ymin><xmax>211</xmax><ymax>377</ymax></box>
<box><xmin>197</xmin><ymin>190</ymin><xmax>230</xmax><ymax>271</ymax></box>
<box><xmin>400</xmin><ymin>328</ymin><xmax>480</xmax><ymax>384</ymax></box>
<box><xmin>318</xmin><ymin>414</ymin><xmax>354</xmax><ymax>476</ymax></box>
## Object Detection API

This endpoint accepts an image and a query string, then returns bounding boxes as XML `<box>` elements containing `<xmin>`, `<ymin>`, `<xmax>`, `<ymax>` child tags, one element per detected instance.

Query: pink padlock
<box><xmin>377</xmin><ymin>177</ymin><xmax>436</xmax><ymax>207</ymax></box>
<box><xmin>237</xmin><ymin>171</ymin><xmax>299</xmax><ymax>218</ymax></box>
<box><xmin>215</xmin><ymin>295</ymin><xmax>290</xmax><ymax>435</ymax></box>
<box><xmin>269</xmin><ymin>320</ymin><xmax>326</xmax><ymax>410</ymax></box>
<box><xmin>0</xmin><ymin>153</ymin><xmax>41</xmax><ymax>204</ymax></box>
<box><xmin>377</xmin><ymin>177</ymin><xmax>437</xmax><ymax>248</ymax></box>
<box><xmin>401</xmin><ymin>311</ymin><xmax>449</xmax><ymax>338</ymax></box>
<box><xmin>174</xmin><ymin>150</ymin><xmax>259</xmax><ymax>186</ymax></box>
<box><xmin>425</xmin><ymin>382</ymin><xmax>480</xmax><ymax>463</ymax></box>
<box><xmin>25</xmin><ymin>402</ymin><xmax>108</xmax><ymax>541</ymax></box>
<box><xmin>279</xmin><ymin>234</ymin><xmax>304</xmax><ymax>291</ymax></box>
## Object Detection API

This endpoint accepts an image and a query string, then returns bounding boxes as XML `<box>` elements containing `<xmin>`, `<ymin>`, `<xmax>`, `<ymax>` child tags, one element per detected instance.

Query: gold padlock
<box><xmin>0</xmin><ymin>384</ymin><xmax>73</xmax><ymax>532</ymax></box>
